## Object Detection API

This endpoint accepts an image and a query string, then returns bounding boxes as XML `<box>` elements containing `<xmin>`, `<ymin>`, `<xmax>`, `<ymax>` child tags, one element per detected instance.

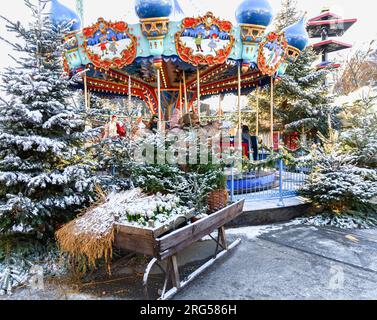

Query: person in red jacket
<box><xmin>103</xmin><ymin>115</ymin><xmax>126</xmax><ymax>140</ymax></box>
<box><xmin>116</xmin><ymin>119</ymin><xmax>126</xmax><ymax>139</ymax></box>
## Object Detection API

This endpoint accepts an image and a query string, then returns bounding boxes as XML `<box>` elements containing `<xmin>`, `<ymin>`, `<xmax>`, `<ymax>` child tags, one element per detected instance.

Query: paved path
<box><xmin>175</xmin><ymin>224</ymin><xmax>377</xmax><ymax>300</ymax></box>
<box><xmin>2</xmin><ymin>223</ymin><xmax>377</xmax><ymax>300</ymax></box>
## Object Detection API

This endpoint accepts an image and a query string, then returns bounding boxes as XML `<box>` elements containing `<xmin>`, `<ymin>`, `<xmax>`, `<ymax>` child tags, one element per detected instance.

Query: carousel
<box><xmin>52</xmin><ymin>0</ymin><xmax>311</xmax><ymax>300</ymax></box>
<box><xmin>55</xmin><ymin>0</ymin><xmax>309</xmax><ymax>148</ymax></box>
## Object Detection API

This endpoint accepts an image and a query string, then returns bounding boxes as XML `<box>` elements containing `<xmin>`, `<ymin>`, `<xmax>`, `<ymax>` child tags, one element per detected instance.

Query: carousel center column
<box><xmin>236</xmin><ymin>0</ymin><xmax>274</xmax><ymax>74</ymax></box>
<box><xmin>135</xmin><ymin>0</ymin><xmax>174</xmax><ymax>131</ymax></box>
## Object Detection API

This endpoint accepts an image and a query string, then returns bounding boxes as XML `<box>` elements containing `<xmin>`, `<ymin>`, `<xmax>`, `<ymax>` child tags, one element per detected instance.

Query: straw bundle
<box><xmin>55</xmin><ymin>188</ymin><xmax>144</xmax><ymax>274</ymax></box>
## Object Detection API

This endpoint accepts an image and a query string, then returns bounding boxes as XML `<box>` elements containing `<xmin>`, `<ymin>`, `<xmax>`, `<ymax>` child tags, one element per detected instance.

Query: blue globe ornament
<box><xmin>235</xmin><ymin>0</ymin><xmax>274</xmax><ymax>27</ymax></box>
<box><xmin>135</xmin><ymin>0</ymin><xmax>173</xmax><ymax>19</ymax></box>
<box><xmin>50</xmin><ymin>0</ymin><xmax>81</xmax><ymax>31</ymax></box>
<box><xmin>282</xmin><ymin>17</ymin><xmax>309</xmax><ymax>51</ymax></box>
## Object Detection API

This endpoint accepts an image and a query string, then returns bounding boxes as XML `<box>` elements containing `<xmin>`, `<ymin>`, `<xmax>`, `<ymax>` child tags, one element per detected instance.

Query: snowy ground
<box><xmin>2</xmin><ymin>221</ymin><xmax>377</xmax><ymax>300</ymax></box>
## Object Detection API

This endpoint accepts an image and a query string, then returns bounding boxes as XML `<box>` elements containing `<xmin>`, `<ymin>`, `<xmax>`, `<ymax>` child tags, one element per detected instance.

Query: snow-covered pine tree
<box><xmin>275</xmin><ymin>47</ymin><xmax>339</xmax><ymax>137</ymax></box>
<box><xmin>340</xmin><ymin>93</ymin><xmax>377</xmax><ymax>168</ymax></box>
<box><xmin>275</xmin><ymin>0</ymin><xmax>339</xmax><ymax>139</ymax></box>
<box><xmin>0</xmin><ymin>0</ymin><xmax>97</xmax><ymax>238</ymax></box>
<box><xmin>274</xmin><ymin>0</ymin><xmax>299</xmax><ymax>32</ymax></box>
<box><xmin>242</xmin><ymin>0</ymin><xmax>339</xmax><ymax>144</ymax></box>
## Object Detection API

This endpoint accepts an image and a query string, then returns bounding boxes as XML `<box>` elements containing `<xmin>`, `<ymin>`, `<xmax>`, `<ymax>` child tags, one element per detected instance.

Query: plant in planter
<box><xmin>206</xmin><ymin>170</ymin><xmax>229</xmax><ymax>214</ymax></box>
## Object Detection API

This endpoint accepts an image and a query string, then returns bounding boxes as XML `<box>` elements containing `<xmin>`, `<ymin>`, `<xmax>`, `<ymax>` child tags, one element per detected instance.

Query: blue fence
<box><xmin>228</xmin><ymin>159</ymin><xmax>310</xmax><ymax>203</ymax></box>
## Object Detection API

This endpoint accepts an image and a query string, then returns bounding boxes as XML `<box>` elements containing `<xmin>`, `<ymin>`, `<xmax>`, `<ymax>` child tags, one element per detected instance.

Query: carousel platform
<box><xmin>227</xmin><ymin>196</ymin><xmax>312</xmax><ymax>227</ymax></box>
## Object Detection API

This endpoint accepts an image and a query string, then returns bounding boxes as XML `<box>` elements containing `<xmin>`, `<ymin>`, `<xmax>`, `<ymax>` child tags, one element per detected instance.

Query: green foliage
<box><xmin>300</xmin><ymin>208</ymin><xmax>377</xmax><ymax>229</ymax></box>
<box><xmin>130</xmin><ymin>163</ymin><xmax>227</xmax><ymax>214</ymax></box>
<box><xmin>131</xmin><ymin>164</ymin><xmax>186</xmax><ymax>195</ymax></box>
<box><xmin>0</xmin><ymin>232</ymin><xmax>54</xmax><ymax>262</ymax></box>
<box><xmin>301</xmin><ymin>129</ymin><xmax>377</xmax><ymax>214</ymax></box>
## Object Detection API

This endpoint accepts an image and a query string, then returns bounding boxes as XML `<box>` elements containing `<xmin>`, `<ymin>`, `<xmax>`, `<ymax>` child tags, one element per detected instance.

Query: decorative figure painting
<box><xmin>257</xmin><ymin>32</ymin><xmax>288</xmax><ymax>76</ymax></box>
<box><xmin>175</xmin><ymin>12</ymin><xmax>235</xmax><ymax>66</ymax></box>
<box><xmin>83</xmin><ymin>18</ymin><xmax>137</xmax><ymax>70</ymax></box>
<box><xmin>62</xmin><ymin>34</ymin><xmax>81</xmax><ymax>73</ymax></box>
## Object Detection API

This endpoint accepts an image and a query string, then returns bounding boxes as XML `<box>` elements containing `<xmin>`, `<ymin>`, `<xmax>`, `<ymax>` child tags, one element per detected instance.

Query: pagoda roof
<box><xmin>316</xmin><ymin>61</ymin><xmax>341</xmax><ymax>70</ymax></box>
<box><xmin>307</xmin><ymin>18</ymin><xmax>357</xmax><ymax>38</ymax></box>
<box><xmin>312</xmin><ymin>39</ymin><xmax>352</xmax><ymax>53</ymax></box>
<box><xmin>309</xmin><ymin>11</ymin><xmax>341</xmax><ymax>22</ymax></box>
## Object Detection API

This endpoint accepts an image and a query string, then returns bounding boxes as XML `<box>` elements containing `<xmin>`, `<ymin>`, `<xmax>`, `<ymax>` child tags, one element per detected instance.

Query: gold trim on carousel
<box><xmin>239</xmin><ymin>23</ymin><xmax>267</xmax><ymax>30</ymax></box>
<box><xmin>286</xmin><ymin>45</ymin><xmax>301</xmax><ymax>60</ymax></box>
<box><xmin>65</xmin><ymin>48</ymin><xmax>79</xmax><ymax>54</ymax></box>
<box><xmin>139</xmin><ymin>17</ymin><xmax>170</xmax><ymax>23</ymax></box>
<box><xmin>63</xmin><ymin>28</ymin><xmax>81</xmax><ymax>40</ymax></box>
<box><xmin>147</xmin><ymin>36</ymin><xmax>166</xmax><ymax>40</ymax></box>
<box><xmin>141</xmin><ymin>20</ymin><xmax>169</xmax><ymax>37</ymax></box>
<box><xmin>239</xmin><ymin>24</ymin><xmax>266</xmax><ymax>42</ymax></box>
<box><xmin>242</xmin><ymin>41</ymin><xmax>260</xmax><ymax>46</ymax></box>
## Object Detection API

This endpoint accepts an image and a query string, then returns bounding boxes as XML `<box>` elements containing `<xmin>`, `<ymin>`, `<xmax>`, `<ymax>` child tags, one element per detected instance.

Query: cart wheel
<box><xmin>143</xmin><ymin>258</ymin><xmax>169</xmax><ymax>300</ymax></box>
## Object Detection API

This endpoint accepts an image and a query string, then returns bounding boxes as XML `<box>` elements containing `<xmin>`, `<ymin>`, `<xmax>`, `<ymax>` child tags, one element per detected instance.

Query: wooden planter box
<box><xmin>113</xmin><ymin>200</ymin><xmax>245</xmax><ymax>299</ymax></box>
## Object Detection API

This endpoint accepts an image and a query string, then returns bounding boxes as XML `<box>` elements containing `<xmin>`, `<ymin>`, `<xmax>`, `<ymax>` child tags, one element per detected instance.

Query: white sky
<box><xmin>1</xmin><ymin>0</ymin><xmax>376</xmax><ymax>106</ymax></box>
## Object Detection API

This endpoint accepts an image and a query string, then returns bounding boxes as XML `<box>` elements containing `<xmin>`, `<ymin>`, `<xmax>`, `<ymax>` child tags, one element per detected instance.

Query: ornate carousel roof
<box><xmin>54</xmin><ymin>0</ymin><xmax>309</xmax><ymax>115</ymax></box>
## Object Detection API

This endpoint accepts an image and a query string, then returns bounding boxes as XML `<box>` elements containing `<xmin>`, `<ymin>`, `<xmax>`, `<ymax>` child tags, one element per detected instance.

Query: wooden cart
<box><xmin>114</xmin><ymin>200</ymin><xmax>245</xmax><ymax>300</ymax></box>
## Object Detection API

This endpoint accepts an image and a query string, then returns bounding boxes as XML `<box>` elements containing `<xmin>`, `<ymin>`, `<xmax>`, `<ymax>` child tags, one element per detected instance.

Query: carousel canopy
<box><xmin>60</xmin><ymin>0</ymin><xmax>308</xmax><ymax>115</ymax></box>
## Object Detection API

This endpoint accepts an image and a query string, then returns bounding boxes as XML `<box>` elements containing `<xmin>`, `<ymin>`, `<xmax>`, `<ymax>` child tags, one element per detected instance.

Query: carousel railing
<box><xmin>228</xmin><ymin>157</ymin><xmax>311</xmax><ymax>203</ymax></box>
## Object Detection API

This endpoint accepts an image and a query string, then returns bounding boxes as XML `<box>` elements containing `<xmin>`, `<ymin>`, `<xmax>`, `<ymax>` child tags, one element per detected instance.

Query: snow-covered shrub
<box><xmin>0</xmin><ymin>233</ymin><xmax>67</xmax><ymax>296</ymax></box>
<box><xmin>301</xmin><ymin>129</ymin><xmax>377</xmax><ymax>218</ymax></box>
<box><xmin>340</xmin><ymin>94</ymin><xmax>377</xmax><ymax>168</ymax></box>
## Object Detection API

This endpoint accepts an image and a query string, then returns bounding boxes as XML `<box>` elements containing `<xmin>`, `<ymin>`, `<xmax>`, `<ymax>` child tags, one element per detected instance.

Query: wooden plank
<box><xmin>158</xmin><ymin>222</ymin><xmax>225</xmax><ymax>260</ymax></box>
<box><xmin>158</xmin><ymin>200</ymin><xmax>244</xmax><ymax>253</ymax></box>
<box><xmin>114</xmin><ymin>232</ymin><xmax>158</xmax><ymax>256</ymax></box>
<box><xmin>115</xmin><ymin>224</ymin><xmax>154</xmax><ymax>237</ymax></box>
<box><xmin>157</xmin><ymin>200</ymin><xmax>244</xmax><ymax>259</ymax></box>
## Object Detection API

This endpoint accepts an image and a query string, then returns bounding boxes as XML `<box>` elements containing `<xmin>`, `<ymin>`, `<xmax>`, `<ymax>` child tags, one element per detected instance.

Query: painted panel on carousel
<box><xmin>63</xmin><ymin>34</ymin><xmax>81</xmax><ymax>71</ymax></box>
<box><xmin>175</xmin><ymin>12</ymin><xmax>235</xmax><ymax>66</ymax></box>
<box><xmin>82</xmin><ymin>18</ymin><xmax>137</xmax><ymax>70</ymax></box>
<box><xmin>257</xmin><ymin>32</ymin><xmax>288</xmax><ymax>76</ymax></box>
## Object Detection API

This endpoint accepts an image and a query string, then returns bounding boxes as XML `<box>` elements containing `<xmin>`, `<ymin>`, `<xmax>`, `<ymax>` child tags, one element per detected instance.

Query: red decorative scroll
<box><xmin>175</xmin><ymin>12</ymin><xmax>235</xmax><ymax>66</ymax></box>
<box><xmin>257</xmin><ymin>32</ymin><xmax>288</xmax><ymax>76</ymax></box>
<box><xmin>82</xmin><ymin>18</ymin><xmax>137</xmax><ymax>70</ymax></box>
